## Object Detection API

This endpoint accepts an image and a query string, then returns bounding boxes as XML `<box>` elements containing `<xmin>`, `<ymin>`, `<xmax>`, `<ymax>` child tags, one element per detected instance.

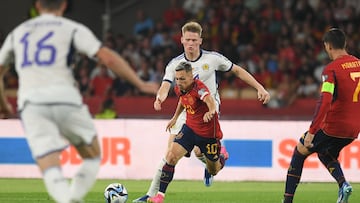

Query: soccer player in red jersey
<box><xmin>283</xmin><ymin>28</ymin><xmax>360</xmax><ymax>203</ymax></box>
<box><xmin>148</xmin><ymin>62</ymin><xmax>228</xmax><ymax>203</ymax></box>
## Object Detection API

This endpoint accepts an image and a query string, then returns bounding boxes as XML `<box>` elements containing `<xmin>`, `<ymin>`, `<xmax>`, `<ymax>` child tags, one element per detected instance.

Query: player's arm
<box><xmin>0</xmin><ymin>65</ymin><xmax>13</xmax><ymax>117</ymax></box>
<box><xmin>172</xmin><ymin>99</ymin><xmax>185</xmax><ymax>120</ymax></box>
<box><xmin>96</xmin><ymin>46</ymin><xmax>158</xmax><ymax>95</ymax></box>
<box><xmin>203</xmin><ymin>94</ymin><xmax>216</xmax><ymax>123</ymax></box>
<box><xmin>166</xmin><ymin>99</ymin><xmax>184</xmax><ymax>131</ymax></box>
<box><xmin>154</xmin><ymin>81</ymin><xmax>171</xmax><ymax>111</ymax></box>
<box><xmin>231</xmin><ymin>64</ymin><xmax>270</xmax><ymax>104</ymax></box>
<box><xmin>0</xmin><ymin>33</ymin><xmax>14</xmax><ymax>117</ymax></box>
<box><xmin>308</xmin><ymin>80</ymin><xmax>334</xmax><ymax>135</ymax></box>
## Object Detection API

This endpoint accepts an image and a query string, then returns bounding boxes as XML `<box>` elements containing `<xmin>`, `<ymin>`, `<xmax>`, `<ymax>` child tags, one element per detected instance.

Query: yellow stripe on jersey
<box><xmin>321</xmin><ymin>82</ymin><xmax>335</xmax><ymax>94</ymax></box>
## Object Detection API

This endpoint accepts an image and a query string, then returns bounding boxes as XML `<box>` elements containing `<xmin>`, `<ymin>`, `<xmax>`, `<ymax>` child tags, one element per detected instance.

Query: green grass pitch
<box><xmin>0</xmin><ymin>178</ymin><xmax>358</xmax><ymax>203</ymax></box>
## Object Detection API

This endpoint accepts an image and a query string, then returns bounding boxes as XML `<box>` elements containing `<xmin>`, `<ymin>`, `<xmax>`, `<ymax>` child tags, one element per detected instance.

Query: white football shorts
<box><xmin>20</xmin><ymin>103</ymin><xmax>97</xmax><ymax>159</ymax></box>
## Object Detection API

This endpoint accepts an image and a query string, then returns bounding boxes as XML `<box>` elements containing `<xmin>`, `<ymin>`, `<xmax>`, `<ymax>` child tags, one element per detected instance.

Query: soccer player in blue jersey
<box><xmin>0</xmin><ymin>0</ymin><xmax>158</xmax><ymax>203</ymax></box>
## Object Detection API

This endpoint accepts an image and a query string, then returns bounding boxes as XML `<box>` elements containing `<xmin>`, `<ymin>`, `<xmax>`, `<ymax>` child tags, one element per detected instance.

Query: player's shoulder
<box><xmin>326</xmin><ymin>55</ymin><xmax>360</xmax><ymax>70</ymax></box>
<box><xmin>193</xmin><ymin>79</ymin><xmax>209</xmax><ymax>97</ymax></box>
<box><xmin>55</xmin><ymin>15</ymin><xmax>89</xmax><ymax>32</ymax></box>
<box><xmin>14</xmin><ymin>15</ymin><xmax>79</xmax><ymax>33</ymax></box>
<box><xmin>194</xmin><ymin>79</ymin><xmax>207</xmax><ymax>89</ymax></box>
<box><xmin>201</xmin><ymin>49</ymin><xmax>225</xmax><ymax>57</ymax></box>
<box><xmin>166</xmin><ymin>53</ymin><xmax>186</xmax><ymax>68</ymax></box>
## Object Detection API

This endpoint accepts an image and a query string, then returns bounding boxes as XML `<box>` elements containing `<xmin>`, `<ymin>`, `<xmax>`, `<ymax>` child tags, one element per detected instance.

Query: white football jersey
<box><xmin>163</xmin><ymin>50</ymin><xmax>233</xmax><ymax>109</ymax></box>
<box><xmin>0</xmin><ymin>14</ymin><xmax>101</xmax><ymax>110</ymax></box>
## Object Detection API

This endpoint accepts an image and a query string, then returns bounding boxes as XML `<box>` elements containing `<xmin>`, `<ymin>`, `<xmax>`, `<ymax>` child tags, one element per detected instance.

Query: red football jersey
<box><xmin>175</xmin><ymin>79</ymin><xmax>223</xmax><ymax>139</ymax></box>
<box><xmin>309</xmin><ymin>55</ymin><xmax>360</xmax><ymax>138</ymax></box>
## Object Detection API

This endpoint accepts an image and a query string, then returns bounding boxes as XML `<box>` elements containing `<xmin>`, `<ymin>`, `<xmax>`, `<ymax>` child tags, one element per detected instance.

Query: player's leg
<box><xmin>69</xmin><ymin>137</ymin><xmax>101</xmax><ymax>202</ymax></box>
<box><xmin>148</xmin><ymin>124</ymin><xmax>195</xmax><ymax>203</ymax></box>
<box><xmin>133</xmin><ymin>133</ymin><xmax>176</xmax><ymax>203</ymax></box>
<box><xmin>133</xmin><ymin>113</ymin><xmax>186</xmax><ymax>202</ymax></box>
<box><xmin>193</xmin><ymin>146</ymin><xmax>213</xmax><ymax>186</ymax></box>
<box><xmin>21</xmin><ymin>104</ymin><xmax>72</xmax><ymax>203</ymax></box>
<box><xmin>147</xmin><ymin>141</ymin><xmax>189</xmax><ymax>203</ymax></box>
<box><xmin>315</xmin><ymin>134</ymin><xmax>354</xmax><ymax>203</ymax></box>
<box><xmin>58</xmin><ymin>105</ymin><xmax>101</xmax><ymax>202</ymax></box>
<box><xmin>318</xmin><ymin>151</ymin><xmax>353</xmax><ymax>203</ymax></box>
<box><xmin>283</xmin><ymin>132</ymin><xmax>312</xmax><ymax>203</ymax></box>
<box><xmin>198</xmin><ymin>138</ymin><xmax>228</xmax><ymax>176</ymax></box>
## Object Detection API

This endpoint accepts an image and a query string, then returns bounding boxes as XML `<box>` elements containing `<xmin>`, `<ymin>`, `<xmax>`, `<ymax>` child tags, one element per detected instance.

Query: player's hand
<box><xmin>257</xmin><ymin>89</ymin><xmax>271</xmax><ymax>104</ymax></box>
<box><xmin>166</xmin><ymin>118</ymin><xmax>176</xmax><ymax>132</ymax></box>
<box><xmin>304</xmin><ymin>132</ymin><xmax>314</xmax><ymax>149</ymax></box>
<box><xmin>139</xmin><ymin>82</ymin><xmax>159</xmax><ymax>95</ymax></box>
<box><xmin>0</xmin><ymin>102</ymin><xmax>13</xmax><ymax>119</ymax></box>
<box><xmin>154</xmin><ymin>96</ymin><xmax>162</xmax><ymax>111</ymax></box>
<box><xmin>203</xmin><ymin>111</ymin><xmax>214</xmax><ymax>123</ymax></box>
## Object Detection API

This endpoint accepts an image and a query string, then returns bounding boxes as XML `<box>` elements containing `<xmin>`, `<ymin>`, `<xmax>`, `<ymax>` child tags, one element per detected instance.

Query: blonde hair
<box><xmin>181</xmin><ymin>21</ymin><xmax>202</xmax><ymax>37</ymax></box>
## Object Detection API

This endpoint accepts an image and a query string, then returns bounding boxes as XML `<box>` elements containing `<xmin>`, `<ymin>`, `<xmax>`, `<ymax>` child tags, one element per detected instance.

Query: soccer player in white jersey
<box><xmin>133</xmin><ymin>21</ymin><xmax>271</xmax><ymax>202</ymax></box>
<box><xmin>0</xmin><ymin>0</ymin><xmax>158</xmax><ymax>203</ymax></box>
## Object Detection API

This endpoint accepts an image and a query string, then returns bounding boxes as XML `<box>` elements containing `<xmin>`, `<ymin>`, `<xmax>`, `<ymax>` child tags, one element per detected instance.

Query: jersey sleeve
<box><xmin>308</xmin><ymin>65</ymin><xmax>334</xmax><ymax>134</ymax></box>
<box><xmin>196</xmin><ymin>80</ymin><xmax>210</xmax><ymax>100</ymax></box>
<box><xmin>0</xmin><ymin>32</ymin><xmax>14</xmax><ymax>65</ymax></box>
<box><xmin>162</xmin><ymin>59</ymin><xmax>177</xmax><ymax>83</ymax></box>
<box><xmin>211</xmin><ymin>51</ymin><xmax>233</xmax><ymax>72</ymax></box>
<box><xmin>73</xmin><ymin>23</ymin><xmax>101</xmax><ymax>58</ymax></box>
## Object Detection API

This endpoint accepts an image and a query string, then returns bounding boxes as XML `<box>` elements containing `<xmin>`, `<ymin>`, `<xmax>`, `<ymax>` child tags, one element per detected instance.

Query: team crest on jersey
<box><xmin>175</xmin><ymin>132</ymin><xmax>184</xmax><ymax>140</ymax></box>
<box><xmin>202</xmin><ymin>64</ymin><xmax>209</xmax><ymax>71</ymax></box>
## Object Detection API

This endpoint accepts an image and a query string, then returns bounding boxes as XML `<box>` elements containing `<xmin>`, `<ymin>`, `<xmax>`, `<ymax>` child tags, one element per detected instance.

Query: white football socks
<box><xmin>70</xmin><ymin>157</ymin><xmax>101</xmax><ymax>201</ymax></box>
<box><xmin>43</xmin><ymin>167</ymin><xmax>71</xmax><ymax>203</ymax></box>
<box><xmin>146</xmin><ymin>158</ymin><xmax>166</xmax><ymax>197</ymax></box>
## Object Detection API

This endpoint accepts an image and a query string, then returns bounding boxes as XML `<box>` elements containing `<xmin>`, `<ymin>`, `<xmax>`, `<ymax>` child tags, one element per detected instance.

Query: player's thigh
<box><xmin>166</xmin><ymin>142</ymin><xmax>188</xmax><ymax>165</ymax></box>
<box><xmin>56</xmin><ymin>105</ymin><xmax>100</xmax><ymax>158</ymax></box>
<box><xmin>167</xmin><ymin>133</ymin><xmax>176</xmax><ymax>149</ymax></box>
<box><xmin>173</xmin><ymin>124</ymin><xmax>195</xmax><ymax>154</ymax></box>
<box><xmin>21</xmin><ymin>104</ymin><xmax>67</xmax><ymax>160</ymax></box>
<box><xmin>299</xmin><ymin>130</ymin><xmax>352</xmax><ymax>157</ymax></box>
<box><xmin>314</xmin><ymin>131</ymin><xmax>354</xmax><ymax>158</ymax></box>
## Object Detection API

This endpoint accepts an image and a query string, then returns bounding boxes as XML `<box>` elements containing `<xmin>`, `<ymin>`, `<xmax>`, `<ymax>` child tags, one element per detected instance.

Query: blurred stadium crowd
<box><xmin>1</xmin><ymin>0</ymin><xmax>360</xmax><ymax>110</ymax></box>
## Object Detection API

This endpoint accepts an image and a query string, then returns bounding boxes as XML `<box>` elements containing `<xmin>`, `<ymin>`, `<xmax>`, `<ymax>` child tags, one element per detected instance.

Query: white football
<box><xmin>104</xmin><ymin>183</ymin><xmax>128</xmax><ymax>203</ymax></box>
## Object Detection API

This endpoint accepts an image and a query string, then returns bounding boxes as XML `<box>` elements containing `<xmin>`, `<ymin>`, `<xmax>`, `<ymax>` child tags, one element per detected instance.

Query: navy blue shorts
<box><xmin>174</xmin><ymin>124</ymin><xmax>221</xmax><ymax>162</ymax></box>
<box><xmin>300</xmin><ymin>129</ymin><xmax>354</xmax><ymax>158</ymax></box>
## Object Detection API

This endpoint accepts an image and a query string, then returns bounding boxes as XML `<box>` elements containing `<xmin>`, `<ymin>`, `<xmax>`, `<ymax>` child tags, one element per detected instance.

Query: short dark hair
<box><xmin>323</xmin><ymin>28</ymin><xmax>346</xmax><ymax>49</ymax></box>
<box><xmin>38</xmin><ymin>0</ymin><xmax>65</xmax><ymax>11</ymax></box>
<box><xmin>175</xmin><ymin>61</ymin><xmax>192</xmax><ymax>72</ymax></box>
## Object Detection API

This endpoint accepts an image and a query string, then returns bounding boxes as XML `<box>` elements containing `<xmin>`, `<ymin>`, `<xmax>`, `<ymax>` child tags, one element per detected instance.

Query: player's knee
<box><xmin>76</xmin><ymin>137</ymin><xmax>101</xmax><ymax>159</ymax></box>
<box><xmin>165</xmin><ymin>151</ymin><xmax>179</xmax><ymax>165</ymax></box>
<box><xmin>193</xmin><ymin>146</ymin><xmax>202</xmax><ymax>157</ymax></box>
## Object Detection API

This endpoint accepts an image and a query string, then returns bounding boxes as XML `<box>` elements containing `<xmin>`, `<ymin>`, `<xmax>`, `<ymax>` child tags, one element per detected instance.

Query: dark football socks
<box><xmin>283</xmin><ymin>148</ymin><xmax>307</xmax><ymax>203</ymax></box>
<box><xmin>159</xmin><ymin>163</ymin><xmax>175</xmax><ymax>194</ymax></box>
<box><xmin>318</xmin><ymin>152</ymin><xmax>345</xmax><ymax>188</ymax></box>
